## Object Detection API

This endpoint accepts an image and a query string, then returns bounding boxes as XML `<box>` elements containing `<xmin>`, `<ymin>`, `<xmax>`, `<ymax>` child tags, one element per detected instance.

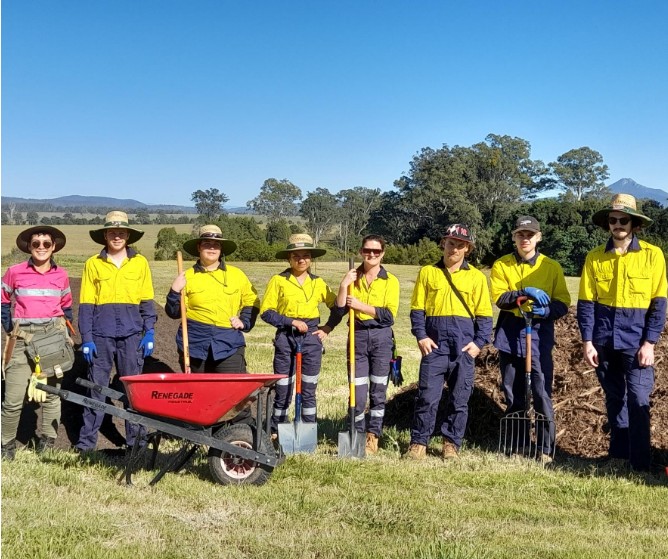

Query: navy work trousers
<box><xmin>410</xmin><ymin>345</ymin><xmax>475</xmax><ymax>448</ymax></box>
<box><xmin>350</xmin><ymin>327</ymin><xmax>393</xmax><ymax>436</ymax></box>
<box><xmin>595</xmin><ymin>345</ymin><xmax>654</xmax><ymax>471</ymax></box>
<box><xmin>76</xmin><ymin>333</ymin><xmax>144</xmax><ymax>450</ymax></box>
<box><xmin>271</xmin><ymin>330</ymin><xmax>323</xmax><ymax>432</ymax></box>
<box><xmin>499</xmin><ymin>350</ymin><xmax>555</xmax><ymax>454</ymax></box>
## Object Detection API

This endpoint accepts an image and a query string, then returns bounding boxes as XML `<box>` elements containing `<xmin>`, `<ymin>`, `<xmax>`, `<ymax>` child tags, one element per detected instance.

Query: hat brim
<box><xmin>592</xmin><ymin>208</ymin><xmax>653</xmax><ymax>229</ymax></box>
<box><xmin>16</xmin><ymin>226</ymin><xmax>67</xmax><ymax>254</ymax></box>
<box><xmin>183</xmin><ymin>238</ymin><xmax>237</xmax><ymax>257</ymax></box>
<box><xmin>511</xmin><ymin>226</ymin><xmax>540</xmax><ymax>235</ymax></box>
<box><xmin>275</xmin><ymin>248</ymin><xmax>327</xmax><ymax>260</ymax></box>
<box><xmin>89</xmin><ymin>227</ymin><xmax>144</xmax><ymax>246</ymax></box>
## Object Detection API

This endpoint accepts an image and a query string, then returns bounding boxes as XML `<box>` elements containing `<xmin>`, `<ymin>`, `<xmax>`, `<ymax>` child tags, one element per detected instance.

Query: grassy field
<box><xmin>3</xmin><ymin>227</ymin><xmax>667</xmax><ymax>559</ymax></box>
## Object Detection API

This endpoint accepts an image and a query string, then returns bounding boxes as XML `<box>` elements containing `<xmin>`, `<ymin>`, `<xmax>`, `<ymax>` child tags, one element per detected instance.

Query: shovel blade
<box><xmin>337</xmin><ymin>429</ymin><xmax>366</xmax><ymax>458</ymax></box>
<box><xmin>277</xmin><ymin>421</ymin><xmax>318</xmax><ymax>455</ymax></box>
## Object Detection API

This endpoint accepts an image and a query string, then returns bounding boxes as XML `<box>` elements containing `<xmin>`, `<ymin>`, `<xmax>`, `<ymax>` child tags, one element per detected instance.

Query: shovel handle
<box><xmin>177</xmin><ymin>251</ymin><xmax>191</xmax><ymax>374</ymax></box>
<box><xmin>348</xmin><ymin>257</ymin><xmax>356</xmax><ymax>408</ymax></box>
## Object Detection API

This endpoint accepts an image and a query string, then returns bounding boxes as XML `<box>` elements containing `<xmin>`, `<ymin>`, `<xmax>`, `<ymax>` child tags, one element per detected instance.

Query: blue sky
<box><xmin>3</xmin><ymin>0</ymin><xmax>667</xmax><ymax>207</ymax></box>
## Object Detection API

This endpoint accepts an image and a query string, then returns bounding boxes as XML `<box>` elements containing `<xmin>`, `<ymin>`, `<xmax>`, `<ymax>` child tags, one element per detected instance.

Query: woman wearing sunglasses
<box><xmin>335</xmin><ymin>235</ymin><xmax>400</xmax><ymax>454</ymax></box>
<box><xmin>1</xmin><ymin>226</ymin><xmax>73</xmax><ymax>460</ymax></box>
<box><xmin>490</xmin><ymin>216</ymin><xmax>571</xmax><ymax>463</ymax></box>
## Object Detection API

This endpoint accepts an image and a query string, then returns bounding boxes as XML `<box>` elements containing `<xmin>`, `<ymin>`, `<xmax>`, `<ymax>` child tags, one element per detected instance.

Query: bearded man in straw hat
<box><xmin>578</xmin><ymin>193</ymin><xmax>667</xmax><ymax>472</ymax></box>
<box><xmin>2</xmin><ymin>226</ymin><xmax>73</xmax><ymax>460</ymax></box>
<box><xmin>260</xmin><ymin>233</ymin><xmax>342</xmax><ymax>436</ymax></box>
<box><xmin>75</xmin><ymin>211</ymin><xmax>157</xmax><ymax>453</ymax></box>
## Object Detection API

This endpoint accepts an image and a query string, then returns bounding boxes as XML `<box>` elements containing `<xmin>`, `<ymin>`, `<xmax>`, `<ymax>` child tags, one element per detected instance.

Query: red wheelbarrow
<box><xmin>38</xmin><ymin>372</ymin><xmax>286</xmax><ymax>486</ymax></box>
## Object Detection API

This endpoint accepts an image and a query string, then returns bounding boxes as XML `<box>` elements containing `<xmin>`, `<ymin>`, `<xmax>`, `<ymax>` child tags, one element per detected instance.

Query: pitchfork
<box><xmin>498</xmin><ymin>296</ymin><xmax>555</xmax><ymax>461</ymax></box>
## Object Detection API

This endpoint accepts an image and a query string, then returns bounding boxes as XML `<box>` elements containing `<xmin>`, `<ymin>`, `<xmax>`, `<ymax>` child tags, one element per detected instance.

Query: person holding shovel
<box><xmin>578</xmin><ymin>194</ymin><xmax>666</xmax><ymax>472</ymax></box>
<box><xmin>1</xmin><ymin>226</ymin><xmax>73</xmax><ymax>460</ymax></box>
<box><xmin>405</xmin><ymin>224</ymin><xmax>493</xmax><ymax>460</ymax></box>
<box><xmin>166</xmin><ymin>224</ymin><xmax>260</xmax><ymax>373</ymax></box>
<box><xmin>490</xmin><ymin>216</ymin><xmax>570</xmax><ymax>463</ymax></box>
<box><xmin>75</xmin><ymin>211</ymin><xmax>157</xmax><ymax>453</ymax></box>
<box><xmin>334</xmin><ymin>234</ymin><xmax>400</xmax><ymax>454</ymax></box>
<box><xmin>260</xmin><ymin>233</ymin><xmax>341</xmax><ymax>438</ymax></box>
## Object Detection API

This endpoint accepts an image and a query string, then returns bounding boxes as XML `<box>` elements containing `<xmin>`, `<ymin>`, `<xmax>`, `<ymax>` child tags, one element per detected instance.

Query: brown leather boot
<box><xmin>442</xmin><ymin>439</ymin><xmax>459</xmax><ymax>460</ymax></box>
<box><xmin>365</xmin><ymin>433</ymin><xmax>379</xmax><ymax>455</ymax></box>
<box><xmin>403</xmin><ymin>443</ymin><xmax>427</xmax><ymax>460</ymax></box>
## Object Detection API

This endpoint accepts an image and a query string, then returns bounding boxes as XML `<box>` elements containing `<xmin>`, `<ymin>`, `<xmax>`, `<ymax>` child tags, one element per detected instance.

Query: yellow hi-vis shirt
<box><xmin>79</xmin><ymin>248</ymin><xmax>156</xmax><ymax>341</ymax></box>
<box><xmin>348</xmin><ymin>266</ymin><xmax>400</xmax><ymax>328</ymax></box>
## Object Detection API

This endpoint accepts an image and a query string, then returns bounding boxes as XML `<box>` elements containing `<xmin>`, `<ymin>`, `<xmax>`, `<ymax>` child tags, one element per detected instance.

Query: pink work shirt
<box><xmin>1</xmin><ymin>259</ymin><xmax>72</xmax><ymax>324</ymax></box>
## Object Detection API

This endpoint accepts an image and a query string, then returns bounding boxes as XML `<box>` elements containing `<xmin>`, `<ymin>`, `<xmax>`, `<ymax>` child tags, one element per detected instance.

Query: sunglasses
<box><xmin>608</xmin><ymin>216</ymin><xmax>631</xmax><ymax>226</ymax></box>
<box><xmin>361</xmin><ymin>248</ymin><xmax>383</xmax><ymax>255</ymax></box>
<box><xmin>30</xmin><ymin>240</ymin><xmax>53</xmax><ymax>249</ymax></box>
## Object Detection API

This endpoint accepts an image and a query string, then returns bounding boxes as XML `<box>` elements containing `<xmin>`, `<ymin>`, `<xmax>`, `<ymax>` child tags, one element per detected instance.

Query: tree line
<box><xmin>180</xmin><ymin>134</ymin><xmax>668</xmax><ymax>274</ymax></box>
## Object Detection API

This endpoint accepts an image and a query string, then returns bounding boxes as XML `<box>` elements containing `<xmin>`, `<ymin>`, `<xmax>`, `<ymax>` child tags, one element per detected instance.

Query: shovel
<box><xmin>176</xmin><ymin>251</ymin><xmax>191</xmax><ymax>374</ymax></box>
<box><xmin>278</xmin><ymin>330</ymin><xmax>317</xmax><ymax>454</ymax></box>
<box><xmin>498</xmin><ymin>296</ymin><xmax>555</xmax><ymax>460</ymax></box>
<box><xmin>338</xmin><ymin>257</ymin><xmax>366</xmax><ymax>458</ymax></box>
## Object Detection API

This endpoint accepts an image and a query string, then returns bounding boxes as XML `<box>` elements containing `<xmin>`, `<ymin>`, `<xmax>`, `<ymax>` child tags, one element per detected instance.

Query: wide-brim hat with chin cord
<box><xmin>592</xmin><ymin>193</ymin><xmax>653</xmax><ymax>229</ymax></box>
<box><xmin>16</xmin><ymin>225</ymin><xmax>67</xmax><ymax>254</ymax></box>
<box><xmin>182</xmin><ymin>224</ymin><xmax>237</xmax><ymax>256</ymax></box>
<box><xmin>275</xmin><ymin>233</ymin><xmax>327</xmax><ymax>259</ymax></box>
<box><xmin>89</xmin><ymin>211</ymin><xmax>145</xmax><ymax>245</ymax></box>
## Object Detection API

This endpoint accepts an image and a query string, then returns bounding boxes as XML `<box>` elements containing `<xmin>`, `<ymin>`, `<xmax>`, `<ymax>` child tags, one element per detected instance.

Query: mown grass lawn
<box><xmin>3</xmin><ymin>228</ymin><xmax>666</xmax><ymax>558</ymax></box>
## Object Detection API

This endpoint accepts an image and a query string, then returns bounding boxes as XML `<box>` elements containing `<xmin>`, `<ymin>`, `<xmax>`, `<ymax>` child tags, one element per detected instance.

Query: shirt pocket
<box><xmin>425</xmin><ymin>278</ymin><xmax>445</xmax><ymax>313</ymax></box>
<box><xmin>594</xmin><ymin>271</ymin><xmax>614</xmax><ymax>300</ymax></box>
<box><xmin>627</xmin><ymin>268</ymin><xmax>651</xmax><ymax>296</ymax></box>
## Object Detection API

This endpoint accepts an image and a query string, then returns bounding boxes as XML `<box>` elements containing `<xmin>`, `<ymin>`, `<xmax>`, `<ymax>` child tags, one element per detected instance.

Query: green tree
<box><xmin>135</xmin><ymin>209</ymin><xmax>151</xmax><ymax>224</ymax></box>
<box><xmin>154</xmin><ymin>227</ymin><xmax>192</xmax><ymax>261</ymax></box>
<box><xmin>265</xmin><ymin>218</ymin><xmax>291</xmax><ymax>245</ymax></box>
<box><xmin>300</xmin><ymin>187</ymin><xmax>339</xmax><ymax>246</ymax></box>
<box><xmin>247</xmin><ymin>178</ymin><xmax>302</xmax><ymax>221</ymax></box>
<box><xmin>335</xmin><ymin>187</ymin><xmax>381</xmax><ymax>255</ymax></box>
<box><xmin>191</xmin><ymin>188</ymin><xmax>229</xmax><ymax>221</ymax></box>
<box><xmin>550</xmin><ymin>147</ymin><xmax>610</xmax><ymax>201</ymax></box>
<box><xmin>26</xmin><ymin>211</ymin><xmax>39</xmax><ymax>225</ymax></box>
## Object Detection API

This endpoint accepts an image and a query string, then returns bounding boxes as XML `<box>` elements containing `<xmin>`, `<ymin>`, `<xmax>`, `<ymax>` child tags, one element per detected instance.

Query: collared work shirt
<box><xmin>79</xmin><ymin>248</ymin><xmax>156</xmax><ymax>342</ymax></box>
<box><xmin>260</xmin><ymin>269</ymin><xmax>339</xmax><ymax>330</ymax></box>
<box><xmin>410</xmin><ymin>260</ymin><xmax>493</xmax><ymax>350</ymax></box>
<box><xmin>577</xmin><ymin>236</ymin><xmax>667</xmax><ymax>349</ymax></box>
<box><xmin>165</xmin><ymin>261</ymin><xmax>259</xmax><ymax>360</ymax></box>
<box><xmin>343</xmin><ymin>265</ymin><xmax>400</xmax><ymax>329</ymax></box>
<box><xmin>1</xmin><ymin>258</ymin><xmax>73</xmax><ymax>330</ymax></box>
<box><xmin>490</xmin><ymin>251</ymin><xmax>570</xmax><ymax>355</ymax></box>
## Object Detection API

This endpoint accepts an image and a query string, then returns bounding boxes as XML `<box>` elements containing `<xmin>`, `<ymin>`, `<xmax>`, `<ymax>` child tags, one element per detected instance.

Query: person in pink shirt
<box><xmin>1</xmin><ymin>226</ymin><xmax>73</xmax><ymax>460</ymax></box>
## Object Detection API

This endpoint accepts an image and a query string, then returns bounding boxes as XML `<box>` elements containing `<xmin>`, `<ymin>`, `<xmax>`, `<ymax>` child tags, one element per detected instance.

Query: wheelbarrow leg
<box><xmin>149</xmin><ymin>442</ymin><xmax>200</xmax><ymax>486</ymax></box>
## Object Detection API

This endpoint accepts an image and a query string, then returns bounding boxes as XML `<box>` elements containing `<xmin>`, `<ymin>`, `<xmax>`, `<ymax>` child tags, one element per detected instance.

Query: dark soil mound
<box><xmin>385</xmin><ymin>311</ymin><xmax>668</xmax><ymax>464</ymax></box>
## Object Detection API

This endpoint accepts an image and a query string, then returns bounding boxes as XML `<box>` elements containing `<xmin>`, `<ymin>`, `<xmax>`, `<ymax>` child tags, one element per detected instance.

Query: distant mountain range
<box><xmin>0</xmin><ymin>194</ymin><xmax>249</xmax><ymax>214</ymax></box>
<box><xmin>607</xmin><ymin>178</ymin><xmax>668</xmax><ymax>203</ymax></box>
<box><xmin>2</xmin><ymin>179</ymin><xmax>667</xmax><ymax>212</ymax></box>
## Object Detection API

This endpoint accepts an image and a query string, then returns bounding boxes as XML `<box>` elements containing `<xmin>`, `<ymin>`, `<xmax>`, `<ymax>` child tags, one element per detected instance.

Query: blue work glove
<box><xmin>531</xmin><ymin>305</ymin><xmax>548</xmax><ymax>317</ymax></box>
<box><xmin>522</xmin><ymin>287</ymin><xmax>550</xmax><ymax>306</ymax></box>
<box><xmin>82</xmin><ymin>342</ymin><xmax>97</xmax><ymax>364</ymax></box>
<box><xmin>138</xmin><ymin>330</ymin><xmax>155</xmax><ymax>358</ymax></box>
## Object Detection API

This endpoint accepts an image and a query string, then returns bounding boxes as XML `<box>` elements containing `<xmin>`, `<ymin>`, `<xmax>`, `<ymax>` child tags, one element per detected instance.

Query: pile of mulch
<box><xmin>12</xmin><ymin>279</ymin><xmax>668</xmax><ymax>463</ymax></box>
<box><xmin>384</xmin><ymin>310</ymin><xmax>668</xmax><ymax>463</ymax></box>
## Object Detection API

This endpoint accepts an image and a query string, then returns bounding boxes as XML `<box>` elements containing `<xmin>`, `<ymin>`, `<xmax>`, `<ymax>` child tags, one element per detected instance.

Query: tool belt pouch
<box><xmin>25</xmin><ymin>327</ymin><xmax>74</xmax><ymax>378</ymax></box>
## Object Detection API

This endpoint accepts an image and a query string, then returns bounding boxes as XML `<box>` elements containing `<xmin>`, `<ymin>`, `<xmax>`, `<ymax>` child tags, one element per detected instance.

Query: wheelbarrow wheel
<box><xmin>208</xmin><ymin>423</ymin><xmax>274</xmax><ymax>486</ymax></box>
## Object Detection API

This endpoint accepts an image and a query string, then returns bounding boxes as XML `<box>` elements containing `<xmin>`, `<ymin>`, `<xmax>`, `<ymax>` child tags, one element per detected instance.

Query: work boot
<box><xmin>1</xmin><ymin>440</ymin><xmax>17</xmax><ymax>461</ymax></box>
<box><xmin>403</xmin><ymin>443</ymin><xmax>426</xmax><ymax>460</ymax></box>
<box><xmin>539</xmin><ymin>452</ymin><xmax>554</xmax><ymax>465</ymax></box>
<box><xmin>37</xmin><ymin>435</ymin><xmax>56</xmax><ymax>454</ymax></box>
<box><xmin>442</xmin><ymin>439</ymin><xmax>459</xmax><ymax>460</ymax></box>
<box><xmin>365</xmin><ymin>433</ymin><xmax>379</xmax><ymax>455</ymax></box>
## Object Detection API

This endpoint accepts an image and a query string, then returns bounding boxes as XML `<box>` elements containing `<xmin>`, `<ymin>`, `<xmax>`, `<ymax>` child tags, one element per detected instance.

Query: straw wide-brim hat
<box><xmin>275</xmin><ymin>233</ymin><xmax>326</xmax><ymax>259</ymax></box>
<box><xmin>16</xmin><ymin>225</ymin><xmax>67</xmax><ymax>254</ymax></box>
<box><xmin>592</xmin><ymin>193</ymin><xmax>653</xmax><ymax>229</ymax></box>
<box><xmin>89</xmin><ymin>211</ymin><xmax>145</xmax><ymax>245</ymax></box>
<box><xmin>182</xmin><ymin>224</ymin><xmax>237</xmax><ymax>257</ymax></box>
